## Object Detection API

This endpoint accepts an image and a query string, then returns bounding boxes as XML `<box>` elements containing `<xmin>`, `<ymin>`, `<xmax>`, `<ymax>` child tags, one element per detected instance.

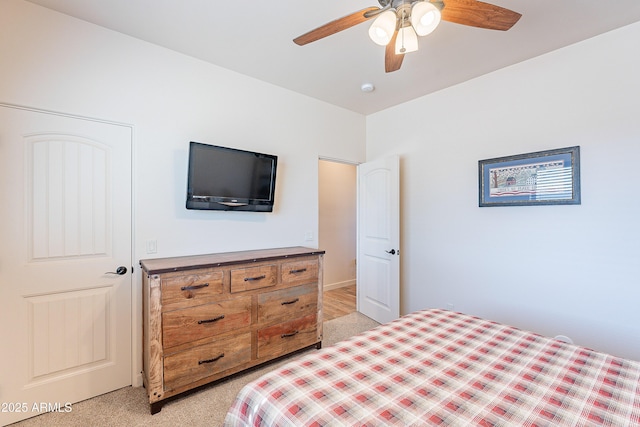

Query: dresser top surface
<box><xmin>140</xmin><ymin>246</ymin><xmax>324</xmax><ymax>274</ymax></box>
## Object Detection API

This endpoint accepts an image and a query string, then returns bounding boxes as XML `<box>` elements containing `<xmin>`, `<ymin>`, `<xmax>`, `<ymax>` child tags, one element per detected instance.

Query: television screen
<box><xmin>186</xmin><ymin>142</ymin><xmax>277</xmax><ymax>212</ymax></box>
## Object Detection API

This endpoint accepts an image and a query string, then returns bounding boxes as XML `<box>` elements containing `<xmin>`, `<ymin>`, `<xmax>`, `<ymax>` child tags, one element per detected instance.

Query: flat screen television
<box><xmin>186</xmin><ymin>141</ymin><xmax>278</xmax><ymax>212</ymax></box>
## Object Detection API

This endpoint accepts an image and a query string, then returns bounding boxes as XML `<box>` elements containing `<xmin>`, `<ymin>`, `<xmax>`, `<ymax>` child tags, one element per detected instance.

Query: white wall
<box><xmin>319</xmin><ymin>160</ymin><xmax>357</xmax><ymax>290</ymax></box>
<box><xmin>1</xmin><ymin>0</ymin><xmax>366</xmax><ymax>384</ymax></box>
<box><xmin>366</xmin><ymin>22</ymin><xmax>640</xmax><ymax>361</ymax></box>
<box><xmin>3</xmin><ymin>0</ymin><xmax>638</xmax><ymax>369</ymax></box>
<box><xmin>0</xmin><ymin>1</ymin><xmax>366</xmax><ymax>257</ymax></box>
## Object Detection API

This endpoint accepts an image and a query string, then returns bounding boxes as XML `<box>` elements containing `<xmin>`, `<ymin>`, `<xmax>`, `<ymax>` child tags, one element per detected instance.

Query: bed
<box><xmin>224</xmin><ymin>309</ymin><xmax>640</xmax><ymax>426</ymax></box>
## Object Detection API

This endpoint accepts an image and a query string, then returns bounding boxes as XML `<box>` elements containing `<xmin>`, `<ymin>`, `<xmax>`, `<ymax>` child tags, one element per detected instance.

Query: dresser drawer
<box><xmin>257</xmin><ymin>313</ymin><xmax>317</xmax><ymax>359</ymax></box>
<box><xmin>230</xmin><ymin>264</ymin><xmax>277</xmax><ymax>293</ymax></box>
<box><xmin>258</xmin><ymin>283</ymin><xmax>317</xmax><ymax>324</ymax></box>
<box><xmin>162</xmin><ymin>297</ymin><xmax>251</xmax><ymax>349</ymax></box>
<box><xmin>161</xmin><ymin>270</ymin><xmax>225</xmax><ymax>307</ymax></box>
<box><xmin>163</xmin><ymin>332</ymin><xmax>251</xmax><ymax>391</ymax></box>
<box><xmin>281</xmin><ymin>258</ymin><xmax>319</xmax><ymax>286</ymax></box>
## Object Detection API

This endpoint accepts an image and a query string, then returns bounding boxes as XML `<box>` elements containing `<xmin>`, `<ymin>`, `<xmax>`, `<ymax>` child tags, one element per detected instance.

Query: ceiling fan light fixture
<box><xmin>411</xmin><ymin>1</ymin><xmax>442</xmax><ymax>36</ymax></box>
<box><xmin>368</xmin><ymin>10</ymin><xmax>397</xmax><ymax>46</ymax></box>
<box><xmin>395</xmin><ymin>25</ymin><xmax>418</xmax><ymax>55</ymax></box>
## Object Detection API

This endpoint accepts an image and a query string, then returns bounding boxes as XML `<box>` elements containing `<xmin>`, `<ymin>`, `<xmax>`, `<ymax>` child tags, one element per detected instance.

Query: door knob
<box><xmin>106</xmin><ymin>266</ymin><xmax>128</xmax><ymax>275</ymax></box>
<box><xmin>385</xmin><ymin>249</ymin><xmax>396</xmax><ymax>255</ymax></box>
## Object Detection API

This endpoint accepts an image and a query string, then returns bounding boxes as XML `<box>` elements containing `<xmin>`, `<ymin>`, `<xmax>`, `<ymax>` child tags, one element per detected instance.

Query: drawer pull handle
<box><xmin>244</xmin><ymin>275</ymin><xmax>266</xmax><ymax>282</ymax></box>
<box><xmin>198</xmin><ymin>315</ymin><xmax>225</xmax><ymax>324</ymax></box>
<box><xmin>198</xmin><ymin>353</ymin><xmax>224</xmax><ymax>365</ymax></box>
<box><xmin>281</xmin><ymin>298</ymin><xmax>300</xmax><ymax>305</ymax></box>
<box><xmin>289</xmin><ymin>268</ymin><xmax>307</xmax><ymax>274</ymax></box>
<box><xmin>181</xmin><ymin>283</ymin><xmax>209</xmax><ymax>291</ymax></box>
<box><xmin>281</xmin><ymin>330</ymin><xmax>299</xmax><ymax>338</ymax></box>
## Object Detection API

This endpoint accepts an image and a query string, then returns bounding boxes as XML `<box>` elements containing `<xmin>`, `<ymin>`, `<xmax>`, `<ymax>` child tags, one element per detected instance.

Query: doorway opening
<box><xmin>318</xmin><ymin>159</ymin><xmax>357</xmax><ymax>321</ymax></box>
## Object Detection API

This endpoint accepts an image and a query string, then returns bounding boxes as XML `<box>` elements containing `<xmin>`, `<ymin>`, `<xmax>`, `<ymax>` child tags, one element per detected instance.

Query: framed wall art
<box><xmin>478</xmin><ymin>146</ymin><xmax>580</xmax><ymax>207</ymax></box>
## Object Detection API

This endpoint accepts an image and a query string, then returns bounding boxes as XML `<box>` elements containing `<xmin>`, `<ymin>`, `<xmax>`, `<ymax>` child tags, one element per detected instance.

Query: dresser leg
<box><xmin>150</xmin><ymin>401</ymin><xmax>163</xmax><ymax>415</ymax></box>
<box><xmin>316</xmin><ymin>341</ymin><xmax>322</xmax><ymax>350</ymax></box>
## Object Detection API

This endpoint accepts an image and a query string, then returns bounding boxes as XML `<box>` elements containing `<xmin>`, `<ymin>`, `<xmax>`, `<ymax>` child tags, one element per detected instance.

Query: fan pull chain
<box><xmin>399</xmin><ymin>9</ymin><xmax>407</xmax><ymax>53</ymax></box>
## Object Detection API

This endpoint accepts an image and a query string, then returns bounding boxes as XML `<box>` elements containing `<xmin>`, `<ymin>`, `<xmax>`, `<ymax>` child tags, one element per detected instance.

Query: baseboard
<box><xmin>324</xmin><ymin>279</ymin><xmax>356</xmax><ymax>291</ymax></box>
<box><xmin>133</xmin><ymin>372</ymin><xmax>143</xmax><ymax>388</ymax></box>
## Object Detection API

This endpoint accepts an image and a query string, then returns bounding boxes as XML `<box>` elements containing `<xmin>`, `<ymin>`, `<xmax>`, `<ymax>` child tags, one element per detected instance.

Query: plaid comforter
<box><xmin>224</xmin><ymin>309</ymin><xmax>640</xmax><ymax>426</ymax></box>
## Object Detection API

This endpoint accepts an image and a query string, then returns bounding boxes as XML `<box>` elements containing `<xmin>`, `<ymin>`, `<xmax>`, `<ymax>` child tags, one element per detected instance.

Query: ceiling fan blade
<box><xmin>385</xmin><ymin>30</ymin><xmax>404</xmax><ymax>73</ymax></box>
<box><xmin>441</xmin><ymin>0</ymin><xmax>522</xmax><ymax>31</ymax></box>
<box><xmin>293</xmin><ymin>7</ymin><xmax>380</xmax><ymax>45</ymax></box>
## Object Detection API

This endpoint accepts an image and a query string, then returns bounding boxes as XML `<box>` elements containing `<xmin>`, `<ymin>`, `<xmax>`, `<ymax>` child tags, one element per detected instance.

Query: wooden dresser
<box><xmin>140</xmin><ymin>246</ymin><xmax>324</xmax><ymax>414</ymax></box>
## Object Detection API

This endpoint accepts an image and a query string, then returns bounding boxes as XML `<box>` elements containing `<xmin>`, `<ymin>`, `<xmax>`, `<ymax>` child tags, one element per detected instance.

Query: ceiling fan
<box><xmin>294</xmin><ymin>0</ymin><xmax>521</xmax><ymax>73</ymax></box>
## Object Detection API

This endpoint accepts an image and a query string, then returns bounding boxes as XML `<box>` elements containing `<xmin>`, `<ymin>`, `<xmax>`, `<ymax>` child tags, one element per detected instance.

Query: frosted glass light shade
<box><xmin>395</xmin><ymin>26</ymin><xmax>418</xmax><ymax>54</ymax></box>
<box><xmin>368</xmin><ymin>10</ymin><xmax>397</xmax><ymax>46</ymax></box>
<box><xmin>411</xmin><ymin>1</ymin><xmax>441</xmax><ymax>36</ymax></box>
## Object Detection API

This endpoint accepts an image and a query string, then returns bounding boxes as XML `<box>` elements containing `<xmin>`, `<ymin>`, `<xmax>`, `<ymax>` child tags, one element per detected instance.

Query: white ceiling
<box><xmin>24</xmin><ymin>0</ymin><xmax>640</xmax><ymax>115</ymax></box>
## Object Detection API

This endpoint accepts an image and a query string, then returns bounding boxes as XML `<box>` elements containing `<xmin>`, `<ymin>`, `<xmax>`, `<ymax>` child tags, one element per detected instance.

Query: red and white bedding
<box><xmin>224</xmin><ymin>309</ymin><xmax>640</xmax><ymax>426</ymax></box>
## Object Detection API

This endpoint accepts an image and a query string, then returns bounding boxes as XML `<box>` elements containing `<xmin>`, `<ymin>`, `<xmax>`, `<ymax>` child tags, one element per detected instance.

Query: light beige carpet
<box><xmin>9</xmin><ymin>312</ymin><xmax>379</xmax><ymax>427</ymax></box>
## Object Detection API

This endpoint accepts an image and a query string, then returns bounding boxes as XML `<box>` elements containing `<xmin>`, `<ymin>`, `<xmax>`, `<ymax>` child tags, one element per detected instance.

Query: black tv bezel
<box><xmin>185</xmin><ymin>141</ymin><xmax>278</xmax><ymax>212</ymax></box>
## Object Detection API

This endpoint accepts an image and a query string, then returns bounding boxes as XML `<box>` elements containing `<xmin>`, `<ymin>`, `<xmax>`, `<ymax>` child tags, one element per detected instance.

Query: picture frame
<box><xmin>478</xmin><ymin>146</ymin><xmax>580</xmax><ymax>207</ymax></box>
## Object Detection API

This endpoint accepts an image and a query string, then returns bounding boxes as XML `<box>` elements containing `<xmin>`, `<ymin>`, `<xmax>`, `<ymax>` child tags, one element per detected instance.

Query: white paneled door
<box><xmin>357</xmin><ymin>155</ymin><xmax>400</xmax><ymax>324</ymax></box>
<box><xmin>0</xmin><ymin>105</ymin><xmax>132</xmax><ymax>426</ymax></box>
